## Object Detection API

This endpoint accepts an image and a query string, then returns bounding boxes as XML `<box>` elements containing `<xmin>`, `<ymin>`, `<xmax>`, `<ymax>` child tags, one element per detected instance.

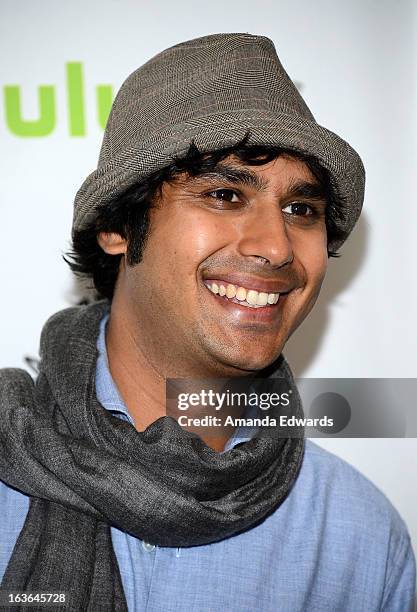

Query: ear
<box><xmin>97</xmin><ymin>232</ymin><xmax>127</xmax><ymax>255</ymax></box>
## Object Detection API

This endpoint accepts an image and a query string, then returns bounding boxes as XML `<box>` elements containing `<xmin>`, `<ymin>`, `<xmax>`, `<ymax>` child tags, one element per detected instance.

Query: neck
<box><xmin>105</xmin><ymin>296</ymin><xmax>238</xmax><ymax>452</ymax></box>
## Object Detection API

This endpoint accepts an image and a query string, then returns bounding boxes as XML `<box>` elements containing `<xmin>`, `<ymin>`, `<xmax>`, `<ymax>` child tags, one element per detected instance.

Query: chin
<box><xmin>223</xmin><ymin>348</ymin><xmax>282</xmax><ymax>375</ymax></box>
<box><xmin>201</xmin><ymin>336</ymin><xmax>284</xmax><ymax>376</ymax></box>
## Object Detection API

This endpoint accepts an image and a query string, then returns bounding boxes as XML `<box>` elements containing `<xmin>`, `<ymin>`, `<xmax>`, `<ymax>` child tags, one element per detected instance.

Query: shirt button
<box><xmin>142</xmin><ymin>541</ymin><xmax>156</xmax><ymax>553</ymax></box>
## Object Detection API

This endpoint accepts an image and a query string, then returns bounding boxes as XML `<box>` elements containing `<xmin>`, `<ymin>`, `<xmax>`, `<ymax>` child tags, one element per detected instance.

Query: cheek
<box><xmin>148</xmin><ymin>208</ymin><xmax>230</xmax><ymax>272</ymax></box>
<box><xmin>309</xmin><ymin>245</ymin><xmax>328</xmax><ymax>288</ymax></box>
<box><xmin>300</xmin><ymin>233</ymin><xmax>329</xmax><ymax>307</ymax></box>
<box><xmin>291</xmin><ymin>231</ymin><xmax>328</xmax><ymax>310</ymax></box>
<box><xmin>294</xmin><ymin>227</ymin><xmax>328</xmax><ymax>283</ymax></box>
<box><xmin>134</xmin><ymin>208</ymin><xmax>231</xmax><ymax>309</ymax></box>
<box><xmin>284</xmin><ymin>235</ymin><xmax>327</xmax><ymax>336</ymax></box>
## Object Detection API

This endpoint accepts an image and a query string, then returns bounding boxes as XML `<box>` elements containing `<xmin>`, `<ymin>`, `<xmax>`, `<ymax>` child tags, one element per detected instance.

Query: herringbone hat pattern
<box><xmin>73</xmin><ymin>33</ymin><xmax>365</xmax><ymax>250</ymax></box>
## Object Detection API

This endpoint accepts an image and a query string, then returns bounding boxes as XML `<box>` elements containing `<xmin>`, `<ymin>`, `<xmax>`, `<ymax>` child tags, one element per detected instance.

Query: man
<box><xmin>0</xmin><ymin>33</ymin><xmax>415</xmax><ymax>611</ymax></box>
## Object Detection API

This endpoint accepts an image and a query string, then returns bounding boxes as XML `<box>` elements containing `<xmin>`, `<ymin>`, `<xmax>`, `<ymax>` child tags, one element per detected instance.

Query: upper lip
<box><xmin>201</xmin><ymin>273</ymin><xmax>296</xmax><ymax>294</ymax></box>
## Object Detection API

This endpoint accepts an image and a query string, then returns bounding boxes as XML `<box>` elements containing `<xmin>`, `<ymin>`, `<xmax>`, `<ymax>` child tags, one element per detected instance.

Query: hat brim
<box><xmin>73</xmin><ymin>109</ymin><xmax>365</xmax><ymax>252</ymax></box>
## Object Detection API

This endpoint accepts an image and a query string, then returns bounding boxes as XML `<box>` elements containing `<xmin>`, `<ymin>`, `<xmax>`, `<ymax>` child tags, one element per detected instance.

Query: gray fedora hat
<box><xmin>73</xmin><ymin>33</ymin><xmax>365</xmax><ymax>251</ymax></box>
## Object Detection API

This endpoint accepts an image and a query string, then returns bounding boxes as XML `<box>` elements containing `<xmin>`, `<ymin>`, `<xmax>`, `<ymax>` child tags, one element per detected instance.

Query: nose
<box><xmin>236</xmin><ymin>203</ymin><xmax>294</xmax><ymax>268</ymax></box>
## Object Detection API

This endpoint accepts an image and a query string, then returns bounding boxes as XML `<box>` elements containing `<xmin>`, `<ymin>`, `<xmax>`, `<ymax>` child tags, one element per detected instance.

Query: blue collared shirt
<box><xmin>1</xmin><ymin>315</ymin><xmax>415</xmax><ymax>611</ymax></box>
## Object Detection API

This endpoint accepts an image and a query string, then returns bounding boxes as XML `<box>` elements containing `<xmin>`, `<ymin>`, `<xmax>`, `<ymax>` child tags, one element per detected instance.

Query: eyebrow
<box><xmin>186</xmin><ymin>165</ymin><xmax>327</xmax><ymax>202</ymax></box>
<box><xmin>284</xmin><ymin>178</ymin><xmax>327</xmax><ymax>201</ymax></box>
<box><xmin>187</xmin><ymin>165</ymin><xmax>269</xmax><ymax>191</ymax></box>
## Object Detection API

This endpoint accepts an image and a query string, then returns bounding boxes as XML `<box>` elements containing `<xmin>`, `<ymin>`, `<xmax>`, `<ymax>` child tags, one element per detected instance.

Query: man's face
<box><xmin>112</xmin><ymin>154</ymin><xmax>328</xmax><ymax>377</ymax></box>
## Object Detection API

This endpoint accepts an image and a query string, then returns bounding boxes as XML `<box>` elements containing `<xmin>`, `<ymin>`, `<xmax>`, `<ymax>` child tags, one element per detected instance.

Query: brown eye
<box><xmin>209</xmin><ymin>189</ymin><xmax>240</xmax><ymax>202</ymax></box>
<box><xmin>282</xmin><ymin>202</ymin><xmax>314</xmax><ymax>216</ymax></box>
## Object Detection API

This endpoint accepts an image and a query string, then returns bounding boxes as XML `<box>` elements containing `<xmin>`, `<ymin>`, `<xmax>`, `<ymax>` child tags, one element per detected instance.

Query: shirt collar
<box><xmin>95</xmin><ymin>312</ymin><xmax>133</xmax><ymax>423</ymax></box>
<box><xmin>95</xmin><ymin>311</ymin><xmax>256</xmax><ymax>451</ymax></box>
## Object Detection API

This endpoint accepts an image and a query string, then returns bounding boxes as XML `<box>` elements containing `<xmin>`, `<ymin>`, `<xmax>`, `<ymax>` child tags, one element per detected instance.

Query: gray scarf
<box><xmin>0</xmin><ymin>301</ymin><xmax>304</xmax><ymax>611</ymax></box>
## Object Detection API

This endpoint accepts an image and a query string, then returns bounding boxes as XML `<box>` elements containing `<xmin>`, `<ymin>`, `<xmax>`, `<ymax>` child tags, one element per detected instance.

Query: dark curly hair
<box><xmin>66</xmin><ymin>136</ymin><xmax>347</xmax><ymax>300</ymax></box>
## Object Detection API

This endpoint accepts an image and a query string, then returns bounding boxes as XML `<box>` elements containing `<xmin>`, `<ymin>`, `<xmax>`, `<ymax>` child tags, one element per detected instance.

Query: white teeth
<box><xmin>207</xmin><ymin>282</ymin><xmax>281</xmax><ymax>308</ymax></box>
<box><xmin>235</xmin><ymin>287</ymin><xmax>247</xmax><ymax>301</ymax></box>
<box><xmin>257</xmin><ymin>292</ymin><xmax>268</xmax><ymax>306</ymax></box>
<box><xmin>226</xmin><ymin>284</ymin><xmax>236</xmax><ymax>298</ymax></box>
<box><xmin>246</xmin><ymin>290</ymin><xmax>258</xmax><ymax>305</ymax></box>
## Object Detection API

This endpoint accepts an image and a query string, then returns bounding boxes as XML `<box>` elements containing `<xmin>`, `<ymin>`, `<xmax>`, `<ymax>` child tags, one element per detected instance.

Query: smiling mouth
<box><xmin>204</xmin><ymin>281</ymin><xmax>281</xmax><ymax>309</ymax></box>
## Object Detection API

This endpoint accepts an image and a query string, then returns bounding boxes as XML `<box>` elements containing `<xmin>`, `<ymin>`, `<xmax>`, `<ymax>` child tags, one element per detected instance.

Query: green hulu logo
<box><xmin>3</xmin><ymin>62</ymin><xmax>114</xmax><ymax>137</ymax></box>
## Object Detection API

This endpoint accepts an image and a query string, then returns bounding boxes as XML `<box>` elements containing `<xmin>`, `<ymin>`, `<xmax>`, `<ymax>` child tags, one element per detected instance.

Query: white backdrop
<box><xmin>1</xmin><ymin>0</ymin><xmax>416</xmax><ymax>571</ymax></box>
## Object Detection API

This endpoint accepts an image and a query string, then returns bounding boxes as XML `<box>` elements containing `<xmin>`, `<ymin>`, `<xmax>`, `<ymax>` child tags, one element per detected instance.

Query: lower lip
<box><xmin>203</xmin><ymin>284</ymin><xmax>288</xmax><ymax>324</ymax></box>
